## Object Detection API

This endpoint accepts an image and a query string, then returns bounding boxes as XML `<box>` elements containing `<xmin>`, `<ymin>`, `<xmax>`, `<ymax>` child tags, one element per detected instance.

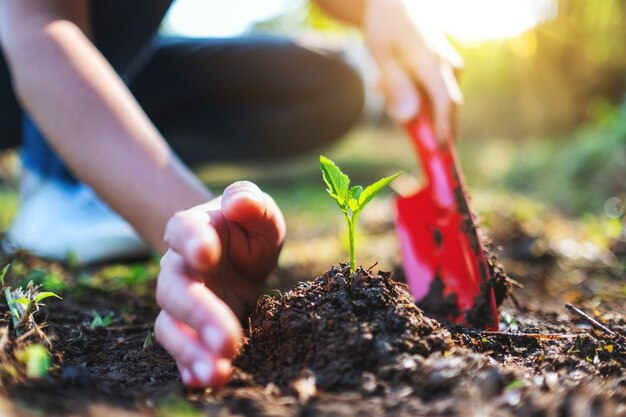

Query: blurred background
<box><xmin>2</xmin><ymin>0</ymin><xmax>626</xmax><ymax>277</ymax></box>
<box><xmin>161</xmin><ymin>0</ymin><xmax>626</xmax><ymax>269</ymax></box>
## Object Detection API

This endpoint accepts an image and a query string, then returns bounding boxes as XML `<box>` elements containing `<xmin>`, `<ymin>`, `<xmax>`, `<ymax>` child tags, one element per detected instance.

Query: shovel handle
<box><xmin>405</xmin><ymin>110</ymin><xmax>455</xmax><ymax>210</ymax></box>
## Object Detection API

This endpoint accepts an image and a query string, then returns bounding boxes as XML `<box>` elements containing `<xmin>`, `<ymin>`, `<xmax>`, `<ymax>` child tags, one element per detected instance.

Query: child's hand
<box><xmin>154</xmin><ymin>181</ymin><xmax>286</xmax><ymax>387</ymax></box>
<box><xmin>364</xmin><ymin>0</ymin><xmax>463</xmax><ymax>141</ymax></box>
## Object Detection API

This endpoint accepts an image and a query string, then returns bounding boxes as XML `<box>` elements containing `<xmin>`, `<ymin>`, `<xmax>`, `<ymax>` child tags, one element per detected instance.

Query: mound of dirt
<box><xmin>234</xmin><ymin>264</ymin><xmax>451</xmax><ymax>392</ymax></box>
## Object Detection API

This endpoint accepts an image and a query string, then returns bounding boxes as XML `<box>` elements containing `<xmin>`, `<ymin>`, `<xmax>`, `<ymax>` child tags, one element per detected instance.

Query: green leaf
<box><xmin>10</xmin><ymin>298</ymin><xmax>30</xmax><ymax>306</ymax></box>
<box><xmin>348</xmin><ymin>186</ymin><xmax>363</xmax><ymax>212</ymax></box>
<box><xmin>357</xmin><ymin>172</ymin><xmax>403</xmax><ymax>212</ymax></box>
<box><xmin>34</xmin><ymin>292</ymin><xmax>62</xmax><ymax>304</ymax></box>
<box><xmin>320</xmin><ymin>156</ymin><xmax>350</xmax><ymax>207</ymax></box>
<box><xmin>349</xmin><ymin>185</ymin><xmax>363</xmax><ymax>200</ymax></box>
<box><xmin>90</xmin><ymin>310</ymin><xmax>115</xmax><ymax>329</ymax></box>
<box><xmin>0</xmin><ymin>264</ymin><xmax>10</xmax><ymax>287</ymax></box>
<box><xmin>504</xmin><ymin>379</ymin><xmax>526</xmax><ymax>391</ymax></box>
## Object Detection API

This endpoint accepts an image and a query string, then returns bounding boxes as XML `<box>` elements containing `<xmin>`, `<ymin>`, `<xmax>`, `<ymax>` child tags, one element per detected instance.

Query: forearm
<box><xmin>313</xmin><ymin>0</ymin><xmax>367</xmax><ymax>26</ymax></box>
<box><xmin>0</xmin><ymin>6</ymin><xmax>211</xmax><ymax>252</ymax></box>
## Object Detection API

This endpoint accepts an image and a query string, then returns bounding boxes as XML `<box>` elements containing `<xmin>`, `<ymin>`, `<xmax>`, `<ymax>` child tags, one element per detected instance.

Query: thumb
<box><xmin>221</xmin><ymin>181</ymin><xmax>286</xmax><ymax>243</ymax></box>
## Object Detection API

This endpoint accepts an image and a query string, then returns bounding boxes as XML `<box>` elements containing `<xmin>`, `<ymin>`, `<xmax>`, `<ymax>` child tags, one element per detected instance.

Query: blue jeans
<box><xmin>3</xmin><ymin>1</ymin><xmax>364</xmax><ymax>180</ymax></box>
<box><xmin>21</xmin><ymin>115</ymin><xmax>78</xmax><ymax>184</ymax></box>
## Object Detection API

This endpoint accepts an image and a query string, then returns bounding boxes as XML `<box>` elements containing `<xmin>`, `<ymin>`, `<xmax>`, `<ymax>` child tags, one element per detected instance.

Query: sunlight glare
<box><xmin>408</xmin><ymin>0</ymin><xmax>557</xmax><ymax>42</ymax></box>
<box><xmin>164</xmin><ymin>0</ymin><xmax>557</xmax><ymax>42</ymax></box>
<box><xmin>164</xmin><ymin>0</ymin><xmax>302</xmax><ymax>37</ymax></box>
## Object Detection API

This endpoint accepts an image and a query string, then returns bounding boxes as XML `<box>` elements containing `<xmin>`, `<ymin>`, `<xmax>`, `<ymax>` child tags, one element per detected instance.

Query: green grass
<box><xmin>0</xmin><ymin>187</ymin><xmax>18</xmax><ymax>232</ymax></box>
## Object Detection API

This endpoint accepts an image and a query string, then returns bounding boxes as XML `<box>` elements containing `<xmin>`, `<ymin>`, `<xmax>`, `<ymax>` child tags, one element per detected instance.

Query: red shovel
<box><xmin>395</xmin><ymin>108</ymin><xmax>499</xmax><ymax>330</ymax></box>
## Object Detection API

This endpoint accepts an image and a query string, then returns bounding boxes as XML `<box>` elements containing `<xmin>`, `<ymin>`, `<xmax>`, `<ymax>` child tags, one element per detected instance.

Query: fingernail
<box><xmin>192</xmin><ymin>360</ymin><xmax>214</xmax><ymax>385</ymax></box>
<box><xmin>202</xmin><ymin>325</ymin><xmax>225</xmax><ymax>354</ymax></box>
<box><xmin>181</xmin><ymin>367</ymin><xmax>192</xmax><ymax>385</ymax></box>
<box><xmin>232</xmin><ymin>189</ymin><xmax>262</xmax><ymax>204</ymax></box>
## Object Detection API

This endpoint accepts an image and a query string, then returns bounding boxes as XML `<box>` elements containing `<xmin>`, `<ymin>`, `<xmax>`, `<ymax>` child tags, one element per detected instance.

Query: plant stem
<box><xmin>348</xmin><ymin>217</ymin><xmax>355</xmax><ymax>275</ymax></box>
<box><xmin>4</xmin><ymin>288</ymin><xmax>22</xmax><ymax>336</ymax></box>
<box><xmin>17</xmin><ymin>301</ymin><xmax>35</xmax><ymax>329</ymax></box>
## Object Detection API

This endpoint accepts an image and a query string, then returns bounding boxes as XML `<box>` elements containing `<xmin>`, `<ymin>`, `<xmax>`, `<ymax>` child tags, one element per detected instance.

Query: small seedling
<box><xmin>143</xmin><ymin>330</ymin><xmax>155</xmax><ymax>349</ymax></box>
<box><xmin>2</xmin><ymin>264</ymin><xmax>62</xmax><ymax>337</ymax></box>
<box><xmin>320</xmin><ymin>156</ymin><xmax>402</xmax><ymax>274</ymax></box>
<box><xmin>90</xmin><ymin>309</ymin><xmax>115</xmax><ymax>329</ymax></box>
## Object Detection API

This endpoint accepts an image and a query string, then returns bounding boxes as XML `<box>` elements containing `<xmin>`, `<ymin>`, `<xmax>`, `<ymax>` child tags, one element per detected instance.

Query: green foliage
<box><xmin>0</xmin><ymin>264</ymin><xmax>10</xmax><ymax>287</ymax></box>
<box><xmin>459</xmin><ymin>0</ymin><xmax>626</xmax><ymax>138</ymax></box>
<box><xmin>320</xmin><ymin>156</ymin><xmax>401</xmax><ymax>274</ymax></box>
<box><xmin>90</xmin><ymin>310</ymin><xmax>115</xmax><ymax>329</ymax></box>
<box><xmin>15</xmin><ymin>292</ymin><xmax>62</xmax><ymax>306</ymax></box>
<box><xmin>15</xmin><ymin>344</ymin><xmax>50</xmax><ymax>379</ymax></box>
<box><xmin>2</xmin><ymin>278</ymin><xmax>62</xmax><ymax>336</ymax></box>
<box><xmin>0</xmin><ymin>187</ymin><xmax>19</xmax><ymax>232</ymax></box>
<box><xmin>503</xmin><ymin>100</ymin><xmax>626</xmax><ymax>216</ymax></box>
<box><xmin>89</xmin><ymin>262</ymin><xmax>158</xmax><ymax>296</ymax></box>
<box><xmin>17</xmin><ymin>268</ymin><xmax>71</xmax><ymax>293</ymax></box>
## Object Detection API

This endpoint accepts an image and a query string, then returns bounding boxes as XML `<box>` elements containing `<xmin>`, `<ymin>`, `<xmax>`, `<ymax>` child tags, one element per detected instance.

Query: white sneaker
<box><xmin>5</xmin><ymin>173</ymin><xmax>150</xmax><ymax>264</ymax></box>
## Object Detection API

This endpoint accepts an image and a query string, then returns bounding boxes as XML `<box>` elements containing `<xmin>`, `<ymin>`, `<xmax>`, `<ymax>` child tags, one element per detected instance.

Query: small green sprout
<box><xmin>90</xmin><ymin>310</ymin><xmax>115</xmax><ymax>329</ymax></box>
<box><xmin>2</xmin><ymin>267</ymin><xmax>62</xmax><ymax>337</ymax></box>
<box><xmin>143</xmin><ymin>329</ymin><xmax>155</xmax><ymax>349</ymax></box>
<box><xmin>320</xmin><ymin>156</ymin><xmax>402</xmax><ymax>274</ymax></box>
<box><xmin>15</xmin><ymin>344</ymin><xmax>50</xmax><ymax>379</ymax></box>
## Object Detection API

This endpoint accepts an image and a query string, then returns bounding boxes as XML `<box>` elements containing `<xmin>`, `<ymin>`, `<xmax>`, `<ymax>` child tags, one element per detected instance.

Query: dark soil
<box><xmin>0</xmin><ymin>243</ymin><xmax>625</xmax><ymax>416</ymax></box>
<box><xmin>235</xmin><ymin>264</ymin><xmax>451</xmax><ymax>392</ymax></box>
<box><xmin>465</xmin><ymin>239</ymin><xmax>511</xmax><ymax>329</ymax></box>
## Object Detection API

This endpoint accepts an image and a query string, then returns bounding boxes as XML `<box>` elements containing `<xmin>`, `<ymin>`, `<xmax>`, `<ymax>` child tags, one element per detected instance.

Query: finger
<box><xmin>431</xmin><ymin>31</ymin><xmax>464</xmax><ymax>71</ymax></box>
<box><xmin>163</xmin><ymin>208</ymin><xmax>221</xmax><ymax>272</ymax></box>
<box><xmin>155</xmin><ymin>310</ymin><xmax>217</xmax><ymax>386</ymax></box>
<box><xmin>441</xmin><ymin>64</ymin><xmax>463</xmax><ymax>140</ymax></box>
<box><xmin>156</xmin><ymin>251</ymin><xmax>242</xmax><ymax>358</ymax></box>
<box><xmin>176</xmin><ymin>363</ymin><xmax>194</xmax><ymax>386</ymax></box>
<box><xmin>177</xmin><ymin>360</ymin><xmax>232</xmax><ymax>389</ymax></box>
<box><xmin>441</xmin><ymin>63</ymin><xmax>463</xmax><ymax>106</ymax></box>
<box><xmin>378</xmin><ymin>55</ymin><xmax>420</xmax><ymax>123</ymax></box>
<box><xmin>408</xmin><ymin>55</ymin><xmax>455</xmax><ymax>143</ymax></box>
<box><xmin>220</xmin><ymin>181</ymin><xmax>286</xmax><ymax>244</ymax></box>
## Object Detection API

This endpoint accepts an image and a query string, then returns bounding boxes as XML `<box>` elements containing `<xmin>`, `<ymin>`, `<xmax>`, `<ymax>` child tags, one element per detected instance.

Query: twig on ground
<box><xmin>565</xmin><ymin>303</ymin><xmax>625</xmax><ymax>343</ymax></box>
<box><xmin>15</xmin><ymin>328</ymin><xmax>37</xmax><ymax>343</ymax></box>
<box><xmin>480</xmin><ymin>331</ymin><xmax>579</xmax><ymax>341</ymax></box>
<box><xmin>366</xmin><ymin>261</ymin><xmax>379</xmax><ymax>272</ymax></box>
<box><xmin>506</xmin><ymin>277</ymin><xmax>524</xmax><ymax>288</ymax></box>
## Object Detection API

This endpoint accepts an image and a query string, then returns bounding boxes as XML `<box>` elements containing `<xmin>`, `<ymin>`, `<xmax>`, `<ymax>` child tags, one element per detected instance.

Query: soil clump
<box><xmin>235</xmin><ymin>263</ymin><xmax>451</xmax><ymax>392</ymax></box>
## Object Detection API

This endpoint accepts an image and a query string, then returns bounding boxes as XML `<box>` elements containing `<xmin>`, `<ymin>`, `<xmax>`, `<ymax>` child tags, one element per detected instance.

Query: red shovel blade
<box><xmin>395</xmin><ymin>110</ymin><xmax>498</xmax><ymax>329</ymax></box>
